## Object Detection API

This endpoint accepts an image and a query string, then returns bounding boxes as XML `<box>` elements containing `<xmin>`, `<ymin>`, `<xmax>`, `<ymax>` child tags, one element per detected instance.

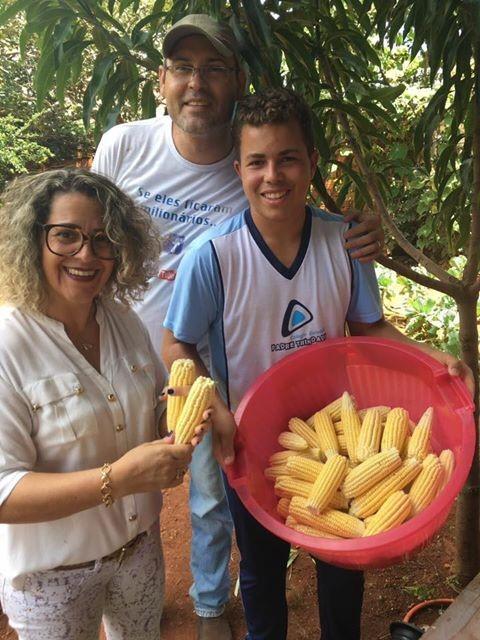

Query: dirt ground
<box><xmin>0</xmin><ymin>477</ymin><xmax>459</xmax><ymax>640</ymax></box>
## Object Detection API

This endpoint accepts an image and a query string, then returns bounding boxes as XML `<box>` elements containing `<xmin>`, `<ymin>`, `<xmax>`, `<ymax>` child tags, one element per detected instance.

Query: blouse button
<box><xmin>32</xmin><ymin>403</ymin><xmax>40</xmax><ymax>412</ymax></box>
<box><xmin>115</xmin><ymin>424</ymin><xmax>124</xmax><ymax>432</ymax></box>
<box><xmin>107</xmin><ymin>393</ymin><xmax>116</xmax><ymax>402</ymax></box>
<box><xmin>130</xmin><ymin>364</ymin><xmax>138</xmax><ymax>373</ymax></box>
<box><xmin>74</xmin><ymin>385</ymin><xmax>84</xmax><ymax>395</ymax></box>
<box><xmin>128</xmin><ymin>514</ymin><xmax>137</xmax><ymax>522</ymax></box>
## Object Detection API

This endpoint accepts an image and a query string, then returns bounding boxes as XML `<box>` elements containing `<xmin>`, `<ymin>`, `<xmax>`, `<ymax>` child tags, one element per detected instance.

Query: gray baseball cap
<box><xmin>162</xmin><ymin>14</ymin><xmax>239</xmax><ymax>60</ymax></box>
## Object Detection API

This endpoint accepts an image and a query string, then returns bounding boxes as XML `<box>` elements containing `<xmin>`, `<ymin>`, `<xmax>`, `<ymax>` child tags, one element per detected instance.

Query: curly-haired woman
<box><xmin>0</xmin><ymin>169</ymin><xmax>207</xmax><ymax>640</ymax></box>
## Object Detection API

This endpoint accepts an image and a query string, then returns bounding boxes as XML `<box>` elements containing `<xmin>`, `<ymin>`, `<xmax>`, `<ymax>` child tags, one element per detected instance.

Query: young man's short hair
<box><xmin>232</xmin><ymin>88</ymin><xmax>315</xmax><ymax>155</ymax></box>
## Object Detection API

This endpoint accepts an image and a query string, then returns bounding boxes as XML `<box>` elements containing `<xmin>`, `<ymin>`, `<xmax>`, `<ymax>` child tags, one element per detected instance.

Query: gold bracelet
<box><xmin>100</xmin><ymin>462</ymin><xmax>114</xmax><ymax>507</ymax></box>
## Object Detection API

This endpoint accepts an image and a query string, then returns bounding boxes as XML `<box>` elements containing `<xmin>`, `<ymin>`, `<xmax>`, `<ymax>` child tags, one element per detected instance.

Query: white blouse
<box><xmin>0</xmin><ymin>300</ymin><xmax>165</xmax><ymax>585</ymax></box>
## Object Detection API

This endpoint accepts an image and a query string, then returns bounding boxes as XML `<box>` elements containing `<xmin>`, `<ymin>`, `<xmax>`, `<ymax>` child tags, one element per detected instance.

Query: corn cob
<box><xmin>264</xmin><ymin>465</ymin><xmax>289</xmax><ymax>481</ymax></box>
<box><xmin>438</xmin><ymin>449</ymin><xmax>455</xmax><ymax>492</ymax></box>
<box><xmin>167</xmin><ymin>359</ymin><xmax>196</xmax><ymax>431</ymax></box>
<box><xmin>289</xmin><ymin>417</ymin><xmax>322</xmax><ymax>449</ymax></box>
<box><xmin>289</xmin><ymin>496</ymin><xmax>365</xmax><ymax>538</ymax></box>
<box><xmin>409</xmin><ymin>454</ymin><xmax>443</xmax><ymax>515</ymax></box>
<box><xmin>333</xmin><ymin>421</ymin><xmax>344</xmax><ymax>435</ymax></box>
<box><xmin>349</xmin><ymin>457</ymin><xmax>421</xmax><ymax>518</ymax></box>
<box><xmin>381</xmin><ymin>408</ymin><xmax>409</xmax><ymax>453</ymax></box>
<box><xmin>337</xmin><ymin>432</ymin><xmax>348</xmax><ymax>456</ymax></box>
<box><xmin>285</xmin><ymin>515</ymin><xmax>297</xmax><ymax>528</ymax></box>
<box><xmin>308</xmin><ymin>447</ymin><xmax>323</xmax><ymax>460</ymax></box>
<box><xmin>175</xmin><ymin>376</ymin><xmax>215</xmax><ymax>444</ymax></box>
<box><xmin>364</xmin><ymin>491</ymin><xmax>412</xmax><ymax>536</ymax></box>
<box><xmin>341</xmin><ymin>391</ymin><xmax>362</xmax><ymax>464</ymax></box>
<box><xmin>407</xmin><ymin>407</ymin><xmax>433</xmax><ymax>461</ymax></box>
<box><xmin>275</xmin><ymin>476</ymin><xmax>313</xmax><ymax>499</ymax></box>
<box><xmin>269</xmin><ymin>450</ymin><xmax>304</xmax><ymax>466</ymax></box>
<box><xmin>401</xmin><ymin>435</ymin><xmax>411</xmax><ymax>459</ymax></box>
<box><xmin>343</xmin><ymin>448</ymin><xmax>402</xmax><ymax>499</ymax></box>
<box><xmin>329</xmin><ymin>490</ymin><xmax>349</xmax><ymax>511</ymax></box>
<box><xmin>306</xmin><ymin>454</ymin><xmax>348</xmax><ymax>514</ymax></box>
<box><xmin>356</xmin><ymin>408</ymin><xmax>383</xmax><ymax>462</ymax></box>
<box><xmin>276</xmin><ymin>497</ymin><xmax>291</xmax><ymax>519</ymax></box>
<box><xmin>289</xmin><ymin>523</ymin><xmax>342</xmax><ymax>539</ymax></box>
<box><xmin>313</xmin><ymin>410</ymin><xmax>339</xmax><ymax>458</ymax></box>
<box><xmin>278</xmin><ymin>431</ymin><xmax>309</xmax><ymax>451</ymax></box>
<box><xmin>286</xmin><ymin>456</ymin><xmax>324</xmax><ymax>483</ymax></box>
<box><xmin>358</xmin><ymin>406</ymin><xmax>391</xmax><ymax>421</ymax></box>
<box><xmin>324</xmin><ymin>395</ymin><xmax>347</xmax><ymax>421</ymax></box>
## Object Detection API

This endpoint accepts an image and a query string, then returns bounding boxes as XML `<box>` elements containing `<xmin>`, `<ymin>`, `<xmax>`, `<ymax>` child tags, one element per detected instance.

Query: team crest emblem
<box><xmin>281</xmin><ymin>299</ymin><xmax>313</xmax><ymax>337</ymax></box>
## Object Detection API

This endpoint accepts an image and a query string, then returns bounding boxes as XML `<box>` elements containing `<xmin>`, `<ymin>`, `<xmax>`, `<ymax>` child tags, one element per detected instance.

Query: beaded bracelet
<box><xmin>100</xmin><ymin>462</ymin><xmax>114</xmax><ymax>507</ymax></box>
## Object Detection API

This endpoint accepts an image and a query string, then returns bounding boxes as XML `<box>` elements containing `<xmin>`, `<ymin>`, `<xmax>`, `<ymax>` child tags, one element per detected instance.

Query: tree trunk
<box><xmin>455</xmin><ymin>296</ymin><xmax>480</xmax><ymax>585</ymax></box>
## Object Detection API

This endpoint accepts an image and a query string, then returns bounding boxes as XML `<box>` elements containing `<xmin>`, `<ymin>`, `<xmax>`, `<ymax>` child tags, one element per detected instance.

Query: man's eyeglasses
<box><xmin>165</xmin><ymin>63</ymin><xmax>236</xmax><ymax>82</ymax></box>
<box><xmin>39</xmin><ymin>224</ymin><xmax>117</xmax><ymax>260</ymax></box>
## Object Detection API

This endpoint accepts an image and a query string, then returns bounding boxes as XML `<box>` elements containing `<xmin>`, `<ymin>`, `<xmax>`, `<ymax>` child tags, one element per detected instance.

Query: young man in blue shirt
<box><xmin>162</xmin><ymin>88</ymin><xmax>472</xmax><ymax>639</ymax></box>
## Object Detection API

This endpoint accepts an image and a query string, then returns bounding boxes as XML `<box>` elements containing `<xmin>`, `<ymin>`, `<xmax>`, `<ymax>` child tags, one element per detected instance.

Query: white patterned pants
<box><xmin>0</xmin><ymin>523</ymin><xmax>164</xmax><ymax>640</ymax></box>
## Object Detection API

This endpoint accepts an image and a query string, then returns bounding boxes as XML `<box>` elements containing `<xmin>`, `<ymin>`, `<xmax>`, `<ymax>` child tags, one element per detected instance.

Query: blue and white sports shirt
<box><xmin>164</xmin><ymin>206</ymin><xmax>383</xmax><ymax>410</ymax></box>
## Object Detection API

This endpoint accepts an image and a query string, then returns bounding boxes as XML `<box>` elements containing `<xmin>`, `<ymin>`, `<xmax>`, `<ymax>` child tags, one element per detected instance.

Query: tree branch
<box><xmin>376</xmin><ymin>255</ymin><xmax>462</xmax><ymax>298</ymax></box>
<box><xmin>317</xmin><ymin>49</ymin><xmax>459</xmax><ymax>287</ymax></box>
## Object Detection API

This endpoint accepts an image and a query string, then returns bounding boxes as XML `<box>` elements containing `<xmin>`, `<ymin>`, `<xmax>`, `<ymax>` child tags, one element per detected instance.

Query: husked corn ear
<box><xmin>341</xmin><ymin>391</ymin><xmax>362</xmax><ymax>463</ymax></box>
<box><xmin>337</xmin><ymin>432</ymin><xmax>348</xmax><ymax>456</ymax></box>
<box><xmin>275</xmin><ymin>476</ymin><xmax>313</xmax><ymax>499</ymax></box>
<box><xmin>264</xmin><ymin>465</ymin><xmax>289</xmax><ymax>481</ymax></box>
<box><xmin>358</xmin><ymin>406</ymin><xmax>391</xmax><ymax>421</ymax></box>
<box><xmin>308</xmin><ymin>447</ymin><xmax>323</xmax><ymax>460</ymax></box>
<box><xmin>277</xmin><ymin>497</ymin><xmax>291</xmax><ymax>519</ymax></box>
<box><xmin>364</xmin><ymin>491</ymin><xmax>412</xmax><ymax>536</ymax></box>
<box><xmin>324</xmin><ymin>395</ymin><xmax>346</xmax><ymax>421</ymax></box>
<box><xmin>285</xmin><ymin>515</ymin><xmax>297</xmax><ymax>528</ymax></box>
<box><xmin>175</xmin><ymin>376</ymin><xmax>215</xmax><ymax>444</ymax></box>
<box><xmin>289</xmin><ymin>417</ymin><xmax>322</xmax><ymax>449</ymax></box>
<box><xmin>343</xmin><ymin>448</ymin><xmax>402</xmax><ymax>499</ymax></box>
<box><xmin>409</xmin><ymin>454</ymin><xmax>443</xmax><ymax>515</ymax></box>
<box><xmin>290</xmin><ymin>523</ymin><xmax>342</xmax><ymax>539</ymax></box>
<box><xmin>407</xmin><ymin>407</ymin><xmax>433</xmax><ymax>461</ymax></box>
<box><xmin>329</xmin><ymin>491</ymin><xmax>349</xmax><ymax>510</ymax></box>
<box><xmin>167</xmin><ymin>359</ymin><xmax>196</xmax><ymax>431</ymax></box>
<box><xmin>401</xmin><ymin>435</ymin><xmax>411</xmax><ymax>459</ymax></box>
<box><xmin>307</xmin><ymin>455</ymin><xmax>348</xmax><ymax>514</ymax></box>
<box><xmin>313</xmin><ymin>410</ymin><xmax>339</xmax><ymax>458</ymax></box>
<box><xmin>306</xmin><ymin>415</ymin><xmax>315</xmax><ymax>428</ymax></box>
<box><xmin>349</xmin><ymin>457</ymin><xmax>421</xmax><ymax>518</ymax></box>
<box><xmin>438</xmin><ymin>449</ymin><xmax>455</xmax><ymax>491</ymax></box>
<box><xmin>333</xmin><ymin>421</ymin><xmax>344</xmax><ymax>435</ymax></box>
<box><xmin>286</xmin><ymin>456</ymin><xmax>324</xmax><ymax>483</ymax></box>
<box><xmin>278</xmin><ymin>431</ymin><xmax>309</xmax><ymax>451</ymax></box>
<box><xmin>357</xmin><ymin>408</ymin><xmax>382</xmax><ymax>462</ymax></box>
<box><xmin>289</xmin><ymin>496</ymin><xmax>365</xmax><ymax>538</ymax></box>
<box><xmin>381</xmin><ymin>408</ymin><xmax>409</xmax><ymax>453</ymax></box>
<box><xmin>269</xmin><ymin>450</ymin><xmax>305</xmax><ymax>466</ymax></box>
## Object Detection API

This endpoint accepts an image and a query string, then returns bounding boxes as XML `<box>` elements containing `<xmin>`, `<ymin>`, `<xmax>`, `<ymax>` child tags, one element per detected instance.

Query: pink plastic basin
<box><xmin>226</xmin><ymin>337</ymin><xmax>475</xmax><ymax>570</ymax></box>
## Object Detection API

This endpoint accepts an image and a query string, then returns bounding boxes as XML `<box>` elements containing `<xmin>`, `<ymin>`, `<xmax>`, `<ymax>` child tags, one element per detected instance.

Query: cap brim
<box><xmin>163</xmin><ymin>25</ymin><xmax>234</xmax><ymax>59</ymax></box>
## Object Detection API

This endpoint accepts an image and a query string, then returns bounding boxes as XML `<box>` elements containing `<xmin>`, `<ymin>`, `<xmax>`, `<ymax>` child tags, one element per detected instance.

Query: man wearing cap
<box><xmin>92</xmin><ymin>13</ymin><xmax>383</xmax><ymax>640</ymax></box>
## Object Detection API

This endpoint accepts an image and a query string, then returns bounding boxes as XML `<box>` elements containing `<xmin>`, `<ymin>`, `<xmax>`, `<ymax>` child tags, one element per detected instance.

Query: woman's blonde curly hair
<box><xmin>0</xmin><ymin>168</ymin><xmax>161</xmax><ymax>312</ymax></box>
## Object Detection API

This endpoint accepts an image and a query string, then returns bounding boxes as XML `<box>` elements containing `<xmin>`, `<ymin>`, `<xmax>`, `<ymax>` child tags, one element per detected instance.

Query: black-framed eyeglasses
<box><xmin>165</xmin><ymin>63</ymin><xmax>237</xmax><ymax>82</ymax></box>
<box><xmin>39</xmin><ymin>224</ymin><xmax>117</xmax><ymax>260</ymax></box>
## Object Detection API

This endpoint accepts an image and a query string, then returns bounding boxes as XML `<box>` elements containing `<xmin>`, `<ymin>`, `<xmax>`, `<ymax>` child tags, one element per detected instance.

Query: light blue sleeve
<box><xmin>346</xmin><ymin>259</ymin><xmax>383</xmax><ymax>323</ymax></box>
<box><xmin>163</xmin><ymin>241</ymin><xmax>222</xmax><ymax>344</ymax></box>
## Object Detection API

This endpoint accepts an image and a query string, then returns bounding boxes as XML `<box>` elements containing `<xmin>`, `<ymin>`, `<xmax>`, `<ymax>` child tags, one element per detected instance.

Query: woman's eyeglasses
<box><xmin>39</xmin><ymin>224</ymin><xmax>117</xmax><ymax>260</ymax></box>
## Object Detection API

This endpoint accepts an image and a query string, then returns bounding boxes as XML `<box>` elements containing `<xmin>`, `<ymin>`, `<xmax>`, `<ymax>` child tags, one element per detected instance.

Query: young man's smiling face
<box><xmin>159</xmin><ymin>34</ymin><xmax>244</xmax><ymax>136</ymax></box>
<box><xmin>234</xmin><ymin>120</ymin><xmax>318</xmax><ymax>226</ymax></box>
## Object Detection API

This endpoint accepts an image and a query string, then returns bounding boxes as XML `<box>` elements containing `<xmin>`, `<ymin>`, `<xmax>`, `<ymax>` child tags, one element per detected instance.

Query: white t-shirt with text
<box><xmin>92</xmin><ymin>116</ymin><xmax>247</xmax><ymax>351</ymax></box>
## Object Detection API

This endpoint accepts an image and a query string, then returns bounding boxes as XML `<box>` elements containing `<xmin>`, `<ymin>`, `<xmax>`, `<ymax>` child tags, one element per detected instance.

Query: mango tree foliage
<box><xmin>1</xmin><ymin>0</ymin><xmax>479</xmax><ymax>582</ymax></box>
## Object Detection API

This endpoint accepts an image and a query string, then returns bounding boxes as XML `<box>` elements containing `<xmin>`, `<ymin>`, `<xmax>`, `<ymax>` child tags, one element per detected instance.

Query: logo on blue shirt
<box><xmin>281</xmin><ymin>299</ymin><xmax>313</xmax><ymax>337</ymax></box>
